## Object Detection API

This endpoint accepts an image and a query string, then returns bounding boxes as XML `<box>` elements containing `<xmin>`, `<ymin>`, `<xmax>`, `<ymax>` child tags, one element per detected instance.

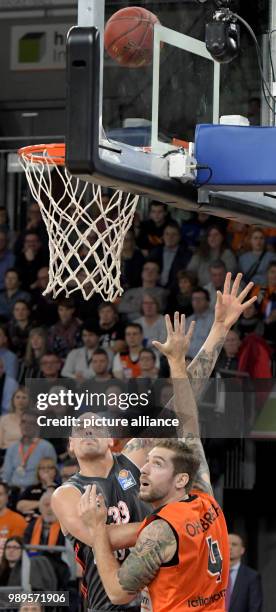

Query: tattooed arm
<box><xmin>186</xmin><ymin>272</ymin><xmax>257</xmax><ymax>401</ymax></box>
<box><xmin>93</xmin><ymin>519</ymin><xmax>177</xmax><ymax>605</ymax></box>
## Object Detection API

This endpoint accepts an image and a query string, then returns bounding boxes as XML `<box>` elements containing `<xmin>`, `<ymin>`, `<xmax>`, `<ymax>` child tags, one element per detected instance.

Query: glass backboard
<box><xmin>64</xmin><ymin>0</ymin><xmax>276</xmax><ymax>226</ymax></box>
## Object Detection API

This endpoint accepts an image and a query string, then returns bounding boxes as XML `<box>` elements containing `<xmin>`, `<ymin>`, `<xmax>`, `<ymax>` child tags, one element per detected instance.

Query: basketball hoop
<box><xmin>18</xmin><ymin>143</ymin><xmax>139</xmax><ymax>302</ymax></box>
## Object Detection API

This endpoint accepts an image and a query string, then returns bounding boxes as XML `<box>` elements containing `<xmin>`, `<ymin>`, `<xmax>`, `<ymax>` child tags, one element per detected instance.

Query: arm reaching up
<box><xmin>186</xmin><ymin>272</ymin><xmax>257</xmax><ymax>400</ymax></box>
<box><xmin>153</xmin><ymin>312</ymin><xmax>212</xmax><ymax>495</ymax></box>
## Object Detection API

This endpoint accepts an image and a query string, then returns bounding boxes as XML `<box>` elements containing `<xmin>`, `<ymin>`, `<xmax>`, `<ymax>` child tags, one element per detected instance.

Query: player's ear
<box><xmin>175</xmin><ymin>472</ymin><xmax>189</xmax><ymax>490</ymax></box>
<box><xmin>108</xmin><ymin>438</ymin><xmax>114</xmax><ymax>448</ymax></box>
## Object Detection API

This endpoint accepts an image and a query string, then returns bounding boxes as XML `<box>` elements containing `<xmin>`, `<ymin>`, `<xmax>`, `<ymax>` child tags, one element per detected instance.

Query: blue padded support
<box><xmin>194</xmin><ymin>124</ymin><xmax>276</xmax><ymax>188</ymax></box>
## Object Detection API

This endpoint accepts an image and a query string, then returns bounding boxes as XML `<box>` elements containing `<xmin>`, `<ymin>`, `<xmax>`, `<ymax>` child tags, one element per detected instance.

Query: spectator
<box><xmin>0</xmin><ymin>325</ymin><xmax>18</xmax><ymax>379</ymax></box>
<box><xmin>17</xmin><ymin>457</ymin><xmax>59</xmax><ymax>520</ymax></box>
<box><xmin>239</xmin><ymin>227</ymin><xmax>275</xmax><ymax>285</ymax></box>
<box><xmin>61</xmin><ymin>323</ymin><xmax>112</xmax><ymax>381</ymax></box>
<box><xmin>40</xmin><ymin>353</ymin><xmax>62</xmax><ymax>381</ymax></box>
<box><xmin>60</xmin><ymin>458</ymin><xmax>78</xmax><ymax>483</ymax></box>
<box><xmin>181</xmin><ymin>211</ymin><xmax>214</xmax><ymax>251</ymax></box>
<box><xmin>23</xmin><ymin>489</ymin><xmax>70</xmax><ymax>590</ymax></box>
<box><xmin>0</xmin><ymin>232</ymin><xmax>15</xmax><ymax>291</ymax></box>
<box><xmin>204</xmin><ymin>260</ymin><xmax>227</xmax><ymax>309</ymax></box>
<box><xmin>215</xmin><ymin>330</ymin><xmax>241</xmax><ymax>372</ymax></box>
<box><xmin>31</xmin><ymin>267</ymin><xmax>58</xmax><ymax>326</ymax></box>
<box><xmin>2</xmin><ymin>412</ymin><xmax>56</xmax><ymax>490</ymax></box>
<box><xmin>136</xmin><ymin>201</ymin><xmax>172</xmax><ymax>255</ymax></box>
<box><xmin>0</xmin><ymin>535</ymin><xmax>57</xmax><ymax>592</ymax></box>
<box><xmin>15</xmin><ymin>232</ymin><xmax>48</xmax><ymax>291</ymax></box>
<box><xmin>18</xmin><ymin>327</ymin><xmax>48</xmax><ymax>384</ymax></box>
<box><xmin>185</xmin><ymin>288</ymin><xmax>214</xmax><ymax>358</ymax></box>
<box><xmin>112</xmin><ymin>323</ymin><xmax>144</xmax><ymax>379</ymax></box>
<box><xmin>0</xmin><ymin>358</ymin><xmax>18</xmax><ymax>416</ymax></box>
<box><xmin>187</xmin><ymin>225</ymin><xmax>237</xmax><ymax>286</ymax></box>
<box><xmin>134</xmin><ymin>293</ymin><xmax>166</xmax><ymax>348</ymax></box>
<box><xmin>97</xmin><ymin>302</ymin><xmax>125</xmax><ymax>354</ymax></box>
<box><xmin>48</xmin><ymin>298</ymin><xmax>81</xmax><ymax>359</ymax></box>
<box><xmin>251</xmin><ymin>260</ymin><xmax>276</xmax><ymax>346</ymax></box>
<box><xmin>13</xmin><ymin>202</ymin><xmax>48</xmax><ymax>256</ymax></box>
<box><xmin>167</xmin><ymin>270</ymin><xmax>197</xmax><ymax>317</ymax></box>
<box><xmin>117</xmin><ymin>260</ymin><xmax>168</xmax><ymax>321</ymax></box>
<box><xmin>0</xmin><ymin>268</ymin><xmax>31</xmax><ymax>321</ymax></box>
<box><xmin>7</xmin><ymin>300</ymin><xmax>33</xmax><ymax>359</ymax></box>
<box><xmin>90</xmin><ymin>349</ymin><xmax>113</xmax><ymax>382</ymax></box>
<box><xmin>0</xmin><ymin>484</ymin><xmax>26</xmax><ymax>559</ymax></box>
<box><xmin>226</xmin><ymin>533</ymin><xmax>263</xmax><ymax>612</ymax></box>
<box><xmin>150</xmin><ymin>221</ymin><xmax>191</xmax><ymax>288</ymax></box>
<box><xmin>121</xmin><ymin>230</ymin><xmax>145</xmax><ymax>289</ymax></box>
<box><xmin>0</xmin><ymin>387</ymin><xmax>29</xmax><ymax>451</ymax></box>
<box><xmin>237</xmin><ymin>303</ymin><xmax>264</xmax><ymax>339</ymax></box>
<box><xmin>227</xmin><ymin>221</ymin><xmax>250</xmax><ymax>255</ymax></box>
<box><xmin>138</xmin><ymin>348</ymin><xmax>158</xmax><ymax>381</ymax></box>
<box><xmin>238</xmin><ymin>333</ymin><xmax>272</xmax><ymax>380</ymax></box>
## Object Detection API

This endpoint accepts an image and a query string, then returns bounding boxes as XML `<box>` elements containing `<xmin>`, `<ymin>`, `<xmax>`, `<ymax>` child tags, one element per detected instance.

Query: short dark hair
<box><xmin>82</xmin><ymin>321</ymin><xmax>99</xmax><ymax>335</ymax></box>
<box><xmin>4</xmin><ymin>268</ymin><xmax>19</xmax><ymax>277</ymax></box>
<box><xmin>154</xmin><ymin>440</ymin><xmax>200</xmax><ymax>493</ymax></box>
<box><xmin>209</xmin><ymin>259</ymin><xmax>226</xmax><ymax>271</ymax></box>
<box><xmin>92</xmin><ymin>348</ymin><xmax>108</xmax><ymax>359</ymax></box>
<box><xmin>163</xmin><ymin>221</ymin><xmax>181</xmax><ymax>234</ymax></box>
<box><xmin>125</xmin><ymin>323</ymin><xmax>143</xmax><ymax>335</ymax></box>
<box><xmin>192</xmin><ymin>287</ymin><xmax>210</xmax><ymax>302</ymax></box>
<box><xmin>149</xmin><ymin>200</ymin><xmax>167</xmax><ymax>211</ymax></box>
<box><xmin>58</xmin><ymin>298</ymin><xmax>75</xmax><ymax>309</ymax></box>
<box><xmin>98</xmin><ymin>302</ymin><xmax>118</xmax><ymax>315</ymax></box>
<box><xmin>139</xmin><ymin>348</ymin><xmax>156</xmax><ymax>362</ymax></box>
<box><xmin>13</xmin><ymin>299</ymin><xmax>31</xmax><ymax>310</ymax></box>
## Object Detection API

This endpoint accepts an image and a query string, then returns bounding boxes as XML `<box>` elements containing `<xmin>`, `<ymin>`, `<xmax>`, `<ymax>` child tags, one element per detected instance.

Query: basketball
<box><xmin>104</xmin><ymin>6</ymin><xmax>160</xmax><ymax>68</ymax></box>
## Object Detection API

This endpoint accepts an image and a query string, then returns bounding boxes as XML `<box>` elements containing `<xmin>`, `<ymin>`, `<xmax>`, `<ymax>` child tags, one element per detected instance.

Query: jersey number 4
<box><xmin>206</xmin><ymin>536</ymin><xmax>223</xmax><ymax>583</ymax></box>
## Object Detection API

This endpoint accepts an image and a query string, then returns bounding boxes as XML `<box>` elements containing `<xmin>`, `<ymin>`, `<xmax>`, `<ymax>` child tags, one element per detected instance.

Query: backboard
<box><xmin>65</xmin><ymin>0</ymin><xmax>276</xmax><ymax>226</ymax></box>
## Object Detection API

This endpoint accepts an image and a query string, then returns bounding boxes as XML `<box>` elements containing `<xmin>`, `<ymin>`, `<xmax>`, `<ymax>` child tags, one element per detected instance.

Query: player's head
<box><xmin>69</xmin><ymin>412</ymin><xmax>113</xmax><ymax>461</ymax></box>
<box><xmin>139</xmin><ymin>439</ymin><xmax>200</xmax><ymax>505</ymax></box>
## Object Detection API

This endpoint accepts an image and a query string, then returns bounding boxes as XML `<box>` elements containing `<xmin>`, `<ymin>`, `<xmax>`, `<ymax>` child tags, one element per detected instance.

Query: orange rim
<box><xmin>18</xmin><ymin>143</ymin><xmax>65</xmax><ymax>166</ymax></box>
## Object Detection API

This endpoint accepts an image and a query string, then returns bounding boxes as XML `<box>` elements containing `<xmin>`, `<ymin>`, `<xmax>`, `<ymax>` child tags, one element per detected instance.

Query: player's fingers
<box><xmin>180</xmin><ymin>313</ymin><xmax>186</xmax><ymax>335</ymax></box>
<box><xmin>216</xmin><ymin>290</ymin><xmax>223</xmax><ymax>305</ymax></box>
<box><xmin>152</xmin><ymin>340</ymin><xmax>163</xmax><ymax>352</ymax></box>
<box><xmin>240</xmin><ymin>295</ymin><xmax>258</xmax><ymax>312</ymax></box>
<box><xmin>231</xmin><ymin>272</ymin><xmax>243</xmax><ymax>296</ymax></box>
<box><xmin>223</xmin><ymin>272</ymin><xmax>231</xmax><ymax>295</ymax></box>
<box><xmin>237</xmin><ymin>281</ymin><xmax>254</xmax><ymax>303</ymax></box>
<box><xmin>174</xmin><ymin>311</ymin><xmax>180</xmax><ymax>332</ymax></box>
<box><xmin>96</xmin><ymin>493</ymin><xmax>104</xmax><ymax>508</ymax></box>
<box><xmin>165</xmin><ymin>313</ymin><xmax>173</xmax><ymax>336</ymax></box>
<box><xmin>90</xmin><ymin>484</ymin><xmax>97</xmax><ymax>508</ymax></box>
<box><xmin>186</xmin><ymin>320</ymin><xmax>196</xmax><ymax>341</ymax></box>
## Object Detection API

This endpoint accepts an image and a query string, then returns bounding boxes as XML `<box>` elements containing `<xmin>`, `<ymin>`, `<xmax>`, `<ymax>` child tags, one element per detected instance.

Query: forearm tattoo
<box><xmin>187</xmin><ymin>339</ymin><xmax>225</xmax><ymax>400</ymax></box>
<box><xmin>117</xmin><ymin>520</ymin><xmax>176</xmax><ymax>594</ymax></box>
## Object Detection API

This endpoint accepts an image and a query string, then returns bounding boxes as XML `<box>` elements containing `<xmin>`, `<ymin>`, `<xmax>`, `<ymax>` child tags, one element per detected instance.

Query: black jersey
<box><xmin>65</xmin><ymin>453</ymin><xmax>149</xmax><ymax>611</ymax></box>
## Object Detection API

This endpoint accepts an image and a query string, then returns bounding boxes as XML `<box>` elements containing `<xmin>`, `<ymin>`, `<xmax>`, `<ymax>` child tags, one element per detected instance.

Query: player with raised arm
<box><xmin>78</xmin><ymin>313</ymin><xmax>230</xmax><ymax>610</ymax></box>
<box><xmin>52</xmin><ymin>272</ymin><xmax>256</xmax><ymax>611</ymax></box>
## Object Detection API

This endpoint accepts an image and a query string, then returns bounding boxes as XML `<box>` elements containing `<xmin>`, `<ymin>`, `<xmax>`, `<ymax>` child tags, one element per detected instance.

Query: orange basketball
<box><xmin>104</xmin><ymin>6</ymin><xmax>160</xmax><ymax>68</ymax></box>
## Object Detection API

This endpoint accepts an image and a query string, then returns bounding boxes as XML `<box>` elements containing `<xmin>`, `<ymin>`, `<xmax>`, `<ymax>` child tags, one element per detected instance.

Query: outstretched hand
<box><xmin>215</xmin><ymin>272</ymin><xmax>257</xmax><ymax>331</ymax></box>
<box><xmin>152</xmin><ymin>312</ymin><xmax>195</xmax><ymax>362</ymax></box>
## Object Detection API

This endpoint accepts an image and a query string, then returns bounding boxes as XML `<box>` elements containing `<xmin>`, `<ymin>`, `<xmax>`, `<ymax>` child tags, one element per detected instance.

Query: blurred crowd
<box><xmin>0</xmin><ymin>199</ymin><xmax>274</xmax><ymax>606</ymax></box>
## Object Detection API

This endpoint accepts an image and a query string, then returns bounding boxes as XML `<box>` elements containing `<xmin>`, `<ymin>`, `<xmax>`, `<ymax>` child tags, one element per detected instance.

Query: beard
<box><xmin>139</xmin><ymin>485</ymin><xmax>167</xmax><ymax>504</ymax></box>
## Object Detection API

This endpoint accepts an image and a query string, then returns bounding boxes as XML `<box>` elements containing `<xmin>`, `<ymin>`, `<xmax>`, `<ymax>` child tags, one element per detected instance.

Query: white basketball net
<box><xmin>19</xmin><ymin>148</ymin><xmax>139</xmax><ymax>301</ymax></box>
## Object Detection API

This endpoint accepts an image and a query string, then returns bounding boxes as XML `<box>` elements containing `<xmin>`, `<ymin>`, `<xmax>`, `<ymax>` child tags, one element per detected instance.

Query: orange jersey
<box><xmin>139</xmin><ymin>490</ymin><xmax>229</xmax><ymax>612</ymax></box>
